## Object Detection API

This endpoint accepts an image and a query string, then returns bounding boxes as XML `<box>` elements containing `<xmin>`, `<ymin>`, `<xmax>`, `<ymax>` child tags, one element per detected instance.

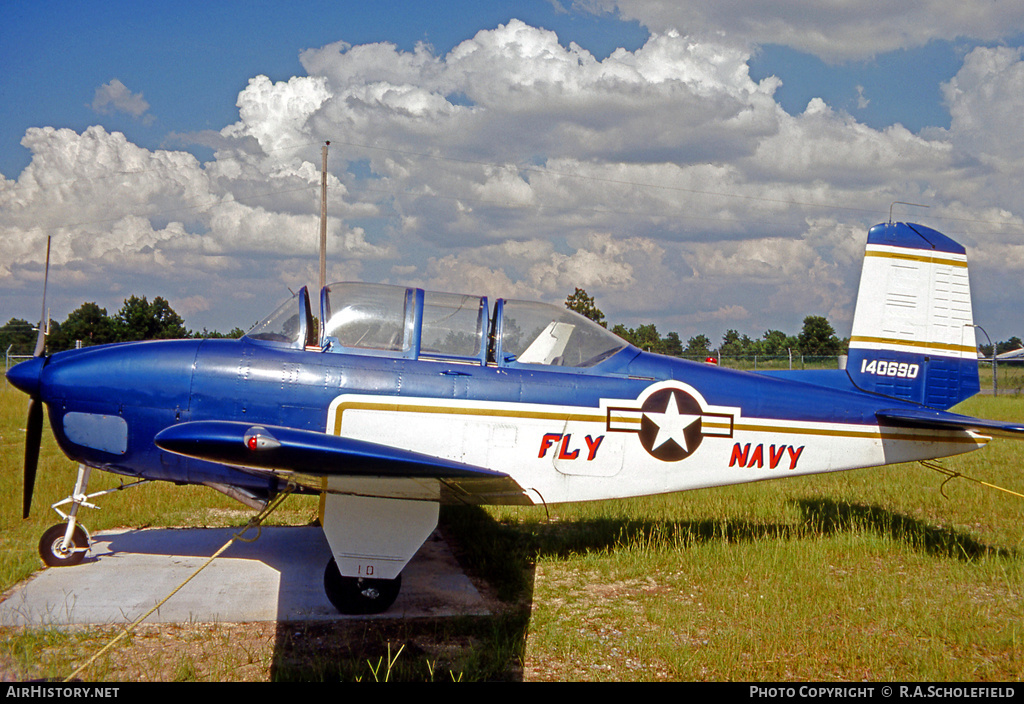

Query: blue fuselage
<box><xmin>21</xmin><ymin>336</ymin><xmax>908</xmax><ymax>495</ymax></box>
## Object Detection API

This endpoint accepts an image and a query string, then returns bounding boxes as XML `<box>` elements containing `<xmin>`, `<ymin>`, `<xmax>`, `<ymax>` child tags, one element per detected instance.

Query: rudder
<box><xmin>847</xmin><ymin>222</ymin><xmax>980</xmax><ymax>409</ymax></box>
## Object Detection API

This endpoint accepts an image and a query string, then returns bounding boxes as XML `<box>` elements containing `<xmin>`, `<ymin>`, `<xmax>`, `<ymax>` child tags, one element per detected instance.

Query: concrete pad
<box><xmin>0</xmin><ymin>526</ymin><xmax>489</xmax><ymax>627</ymax></box>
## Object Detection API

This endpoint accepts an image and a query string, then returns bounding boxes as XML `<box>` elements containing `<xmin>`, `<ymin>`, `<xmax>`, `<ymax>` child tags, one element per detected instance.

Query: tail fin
<box><xmin>847</xmin><ymin>222</ymin><xmax>980</xmax><ymax>409</ymax></box>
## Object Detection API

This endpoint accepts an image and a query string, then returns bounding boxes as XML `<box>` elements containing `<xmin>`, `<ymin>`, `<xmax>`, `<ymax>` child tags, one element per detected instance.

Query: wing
<box><xmin>154</xmin><ymin>420</ymin><xmax>531</xmax><ymax>505</ymax></box>
<box><xmin>876</xmin><ymin>408</ymin><xmax>1024</xmax><ymax>439</ymax></box>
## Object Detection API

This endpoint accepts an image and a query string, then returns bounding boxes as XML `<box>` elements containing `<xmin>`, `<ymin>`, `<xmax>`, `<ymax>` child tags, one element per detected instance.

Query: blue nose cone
<box><xmin>6</xmin><ymin>355</ymin><xmax>45</xmax><ymax>397</ymax></box>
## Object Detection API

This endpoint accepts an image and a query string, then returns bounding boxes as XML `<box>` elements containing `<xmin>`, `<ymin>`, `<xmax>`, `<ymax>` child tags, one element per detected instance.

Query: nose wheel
<box><xmin>39</xmin><ymin>523</ymin><xmax>89</xmax><ymax>567</ymax></box>
<box><xmin>323</xmin><ymin>558</ymin><xmax>401</xmax><ymax>615</ymax></box>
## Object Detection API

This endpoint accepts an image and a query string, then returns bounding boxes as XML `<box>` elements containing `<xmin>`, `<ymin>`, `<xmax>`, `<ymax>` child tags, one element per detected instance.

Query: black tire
<box><xmin>323</xmin><ymin>558</ymin><xmax>401</xmax><ymax>615</ymax></box>
<box><xmin>39</xmin><ymin>523</ymin><xmax>88</xmax><ymax>567</ymax></box>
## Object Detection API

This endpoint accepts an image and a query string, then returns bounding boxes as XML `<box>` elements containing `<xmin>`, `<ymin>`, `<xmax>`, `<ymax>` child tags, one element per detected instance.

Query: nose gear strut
<box><xmin>39</xmin><ymin>464</ymin><xmax>149</xmax><ymax>567</ymax></box>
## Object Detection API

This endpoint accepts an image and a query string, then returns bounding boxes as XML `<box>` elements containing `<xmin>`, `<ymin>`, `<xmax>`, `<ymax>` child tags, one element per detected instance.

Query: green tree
<box><xmin>57</xmin><ymin>302</ymin><xmax>117</xmax><ymax>350</ymax></box>
<box><xmin>798</xmin><ymin>315</ymin><xmax>841</xmax><ymax>356</ymax></box>
<box><xmin>43</xmin><ymin>318</ymin><xmax>67</xmax><ymax>352</ymax></box>
<box><xmin>0</xmin><ymin>318</ymin><xmax>37</xmax><ymax>355</ymax></box>
<box><xmin>611</xmin><ymin>323</ymin><xmax>635</xmax><ymax>345</ymax></box>
<box><xmin>720</xmin><ymin>329</ymin><xmax>753</xmax><ymax>356</ymax></box>
<box><xmin>610</xmin><ymin>323</ymin><xmax>684</xmax><ymax>355</ymax></box>
<box><xmin>751</xmin><ymin>329</ymin><xmax>798</xmax><ymax>356</ymax></box>
<box><xmin>564</xmin><ymin>288</ymin><xmax>607</xmax><ymax>328</ymax></box>
<box><xmin>661</xmin><ymin>331</ymin><xmax>683</xmax><ymax>357</ymax></box>
<box><xmin>114</xmin><ymin>296</ymin><xmax>189</xmax><ymax>342</ymax></box>
<box><xmin>997</xmin><ymin>336</ymin><xmax>1023</xmax><ymax>355</ymax></box>
<box><xmin>193</xmin><ymin>327</ymin><xmax>246</xmax><ymax>339</ymax></box>
<box><xmin>629</xmin><ymin>323</ymin><xmax>660</xmax><ymax>351</ymax></box>
<box><xmin>684</xmin><ymin>334</ymin><xmax>712</xmax><ymax>358</ymax></box>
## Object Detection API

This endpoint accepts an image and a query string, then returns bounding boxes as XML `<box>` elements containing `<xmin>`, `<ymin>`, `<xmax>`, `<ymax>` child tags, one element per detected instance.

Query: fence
<box><xmin>679</xmin><ymin>354</ymin><xmax>843</xmax><ymax>371</ymax></box>
<box><xmin>682</xmin><ymin>354</ymin><xmax>1022</xmax><ymax>395</ymax></box>
<box><xmin>978</xmin><ymin>360</ymin><xmax>1024</xmax><ymax>396</ymax></box>
<box><xmin>4</xmin><ymin>346</ymin><xmax>32</xmax><ymax>375</ymax></box>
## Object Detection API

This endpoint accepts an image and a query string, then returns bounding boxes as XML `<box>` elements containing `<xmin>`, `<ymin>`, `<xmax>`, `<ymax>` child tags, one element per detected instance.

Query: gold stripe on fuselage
<box><xmin>330</xmin><ymin>399</ymin><xmax>986</xmax><ymax>446</ymax></box>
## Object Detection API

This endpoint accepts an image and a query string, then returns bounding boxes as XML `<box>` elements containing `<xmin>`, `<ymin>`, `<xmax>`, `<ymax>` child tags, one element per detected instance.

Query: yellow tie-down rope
<box><xmin>920</xmin><ymin>460</ymin><xmax>1024</xmax><ymax>501</ymax></box>
<box><xmin>64</xmin><ymin>487</ymin><xmax>294</xmax><ymax>682</ymax></box>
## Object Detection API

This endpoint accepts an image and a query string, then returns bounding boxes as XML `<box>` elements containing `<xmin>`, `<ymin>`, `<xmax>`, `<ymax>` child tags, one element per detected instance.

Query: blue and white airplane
<box><xmin>7</xmin><ymin>221</ymin><xmax>1023</xmax><ymax>614</ymax></box>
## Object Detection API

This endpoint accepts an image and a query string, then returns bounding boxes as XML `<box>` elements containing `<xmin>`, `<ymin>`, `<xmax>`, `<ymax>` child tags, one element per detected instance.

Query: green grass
<box><xmin>979</xmin><ymin>364</ymin><xmax>1024</xmax><ymax>396</ymax></box>
<box><xmin>481</xmin><ymin>394</ymin><xmax>1024</xmax><ymax>680</ymax></box>
<box><xmin>1</xmin><ymin>381</ymin><xmax>1022</xmax><ymax>681</ymax></box>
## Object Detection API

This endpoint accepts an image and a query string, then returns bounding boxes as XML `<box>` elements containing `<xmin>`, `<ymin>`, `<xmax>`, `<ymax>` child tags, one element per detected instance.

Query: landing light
<box><xmin>244</xmin><ymin>427</ymin><xmax>280</xmax><ymax>451</ymax></box>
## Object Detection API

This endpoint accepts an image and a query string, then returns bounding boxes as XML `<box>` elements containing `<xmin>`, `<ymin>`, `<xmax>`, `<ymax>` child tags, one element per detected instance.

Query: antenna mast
<box><xmin>888</xmin><ymin>201</ymin><xmax>929</xmax><ymax>224</ymax></box>
<box><xmin>319</xmin><ymin>141</ymin><xmax>329</xmax><ymax>292</ymax></box>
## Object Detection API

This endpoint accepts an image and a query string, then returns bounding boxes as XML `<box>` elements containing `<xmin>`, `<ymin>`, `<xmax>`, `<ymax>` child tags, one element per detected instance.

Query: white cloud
<box><xmin>3</xmin><ymin>20</ymin><xmax>1023</xmax><ymax>342</ymax></box>
<box><xmin>223</xmin><ymin>75</ymin><xmax>331</xmax><ymax>155</ymax></box>
<box><xmin>856</xmin><ymin>85</ymin><xmax>870</xmax><ymax>110</ymax></box>
<box><xmin>575</xmin><ymin>0</ymin><xmax>1024</xmax><ymax>61</ymax></box>
<box><xmin>941</xmin><ymin>46</ymin><xmax>1024</xmax><ymax>167</ymax></box>
<box><xmin>90</xmin><ymin>79</ymin><xmax>155</xmax><ymax>124</ymax></box>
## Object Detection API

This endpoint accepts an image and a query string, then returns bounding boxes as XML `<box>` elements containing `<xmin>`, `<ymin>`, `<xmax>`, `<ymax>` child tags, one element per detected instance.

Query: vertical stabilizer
<box><xmin>847</xmin><ymin>222</ymin><xmax>979</xmax><ymax>409</ymax></box>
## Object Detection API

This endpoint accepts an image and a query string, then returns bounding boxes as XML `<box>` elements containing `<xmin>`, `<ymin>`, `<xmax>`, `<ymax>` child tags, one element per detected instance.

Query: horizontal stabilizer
<box><xmin>156</xmin><ymin>420</ymin><xmax>515</xmax><ymax>479</ymax></box>
<box><xmin>876</xmin><ymin>408</ymin><xmax>1024</xmax><ymax>439</ymax></box>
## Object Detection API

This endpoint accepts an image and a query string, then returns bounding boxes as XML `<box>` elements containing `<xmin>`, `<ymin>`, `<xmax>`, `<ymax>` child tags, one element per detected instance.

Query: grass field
<box><xmin>0</xmin><ymin>380</ymin><xmax>1021</xmax><ymax>681</ymax></box>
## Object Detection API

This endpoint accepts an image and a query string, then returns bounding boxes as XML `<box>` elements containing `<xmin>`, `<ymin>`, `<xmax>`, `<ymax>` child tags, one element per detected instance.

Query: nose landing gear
<box><xmin>38</xmin><ymin>464</ymin><xmax>149</xmax><ymax>568</ymax></box>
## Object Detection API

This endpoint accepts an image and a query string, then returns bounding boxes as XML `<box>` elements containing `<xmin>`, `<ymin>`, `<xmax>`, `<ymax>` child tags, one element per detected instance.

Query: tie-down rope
<box><xmin>64</xmin><ymin>487</ymin><xmax>294</xmax><ymax>682</ymax></box>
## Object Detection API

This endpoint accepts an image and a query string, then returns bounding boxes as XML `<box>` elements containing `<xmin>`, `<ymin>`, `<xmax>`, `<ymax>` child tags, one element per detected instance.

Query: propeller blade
<box><xmin>24</xmin><ymin>396</ymin><xmax>43</xmax><ymax>519</ymax></box>
<box><xmin>20</xmin><ymin>236</ymin><xmax>52</xmax><ymax>518</ymax></box>
<box><xmin>33</xmin><ymin>236</ymin><xmax>51</xmax><ymax>358</ymax></box>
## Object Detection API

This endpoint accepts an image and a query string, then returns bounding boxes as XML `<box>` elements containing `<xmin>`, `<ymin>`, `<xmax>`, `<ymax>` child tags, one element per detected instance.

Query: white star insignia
<box><xmin>644</xmin><ymin>391</ymin><xmax>701</xmax><ymax>452</ymax></box>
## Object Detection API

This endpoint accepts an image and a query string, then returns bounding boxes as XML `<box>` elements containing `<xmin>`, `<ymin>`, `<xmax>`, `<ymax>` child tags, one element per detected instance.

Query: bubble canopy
<box><xmin>246</xmin><ymin>283</ymin><xmax>630</xmax><ymax>369</ymax></box>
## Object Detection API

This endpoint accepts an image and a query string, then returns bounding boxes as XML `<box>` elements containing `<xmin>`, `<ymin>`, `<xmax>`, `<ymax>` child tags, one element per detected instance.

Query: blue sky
<box><xmin>2</xmin><ymin>1</ymin><xmax>1023</xmax><ymax>344</ymax></box>
<box><xmin>751</xmin><ymin>42</ymin><xmax>965</xmax><ymax>132</ymax></box>
<box><xmin>1</xmin><ymin>2</ymin><xmax>990</xmax><ymax>173</ymax></box>
<box><xmin>0</xmin><ymin>1</ymin><xmax>650</xmax><ymax>175</ymax></box>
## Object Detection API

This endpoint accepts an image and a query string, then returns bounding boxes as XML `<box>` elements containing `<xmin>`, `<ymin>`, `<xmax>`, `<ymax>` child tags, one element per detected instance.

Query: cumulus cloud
<box><xmin>223</xmin><ymin>75</ymin><xmax>331</xmax><ymax>155</ymax></box>
<box><xmin>855</xmin><ymin>85</ymin><xmax>870</xmax><ymax>110</ymax></box>
<box><xmin>941</xmin><ymin>46</ymin><xmax>1024</xmax><ymax>167</ymax></box>
<box><xmin>575</xmin><ymin>0</ymin><xmax>1024</xmax><ymax>62</ymax></box>
<box><xmin>90</xmin><ymin>79</ymin><xmax>155</xmax><ymax>124</ymax></box>
<box><xmin>2</xmin><ymin>19</ymin><xmax>1023</xmax><ymax>341</ymax></box>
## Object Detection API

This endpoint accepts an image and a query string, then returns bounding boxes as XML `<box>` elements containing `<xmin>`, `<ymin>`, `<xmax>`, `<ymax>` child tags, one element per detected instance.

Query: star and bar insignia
<box><xmin>605</xmin><ymin>382</ymin><xmax>737</xmax><ymax>461</ymax></box>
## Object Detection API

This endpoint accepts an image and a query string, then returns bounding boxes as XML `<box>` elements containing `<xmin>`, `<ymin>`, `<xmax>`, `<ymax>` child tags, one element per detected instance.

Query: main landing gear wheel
<box><xmin>39</xmin><ymin>523</ymin><xmax>89</xmax><ymax>567</ymax></box>
<box><xmin>323</xmin><ymin>558</ymin><xmax>401</xmax><ymax>615</ymax></box>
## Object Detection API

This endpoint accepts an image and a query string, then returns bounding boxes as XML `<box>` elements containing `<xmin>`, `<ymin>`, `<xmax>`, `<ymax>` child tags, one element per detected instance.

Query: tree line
<box><xmin>564</xmin><ymin>287</ymin><xmax>1020</xmax><ymax>360</ymax></box>
<box><xmin>4</xmin><ymin>287</ymin><xmax>1019</xmax><ymax>361</ymax></box>
<box><xmin>0</xmin><ymin>296</ymin><xmax>244</xmax><ymax>356</ymax></box>
<box><xmin>979</xmin><ymin>337</ymin><xmax>1024</xmax><ymax>358</ymax></box>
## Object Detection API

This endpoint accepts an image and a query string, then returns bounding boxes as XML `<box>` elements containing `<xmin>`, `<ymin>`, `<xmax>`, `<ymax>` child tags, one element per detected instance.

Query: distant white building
<box><xmin>996</xmin><ymin>347</ymin><xmax>1024</xmax><ymax>361</ymax></box>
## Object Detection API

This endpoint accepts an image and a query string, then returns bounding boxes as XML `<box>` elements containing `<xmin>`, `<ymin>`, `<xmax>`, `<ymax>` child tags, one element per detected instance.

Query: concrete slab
<box><xmin>0</xmin><ymin>526</ymin><xmax>489</xmax><ymax>627</ymax></box>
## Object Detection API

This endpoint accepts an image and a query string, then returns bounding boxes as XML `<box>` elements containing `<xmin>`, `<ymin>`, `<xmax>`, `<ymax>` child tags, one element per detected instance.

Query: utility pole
<box><xmin>319</xmin><ymin>141</ymin><xmax>329</xmax><ymax>293</ymax></box>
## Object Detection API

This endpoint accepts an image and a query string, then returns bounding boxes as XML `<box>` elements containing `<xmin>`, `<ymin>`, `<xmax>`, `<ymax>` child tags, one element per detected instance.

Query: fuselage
<box><xmin>17</xmin><ymin>332</ymin><xmax>986</xmax><ymax>506</ymax></box>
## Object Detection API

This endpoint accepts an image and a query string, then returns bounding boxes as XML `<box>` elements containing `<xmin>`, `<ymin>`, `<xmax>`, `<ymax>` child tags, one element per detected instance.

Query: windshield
<box><xmin>244</xmin><ymin>288</ymin><xmax>314</xmax><ymax>348</ymax></box>
<box><xmin>498</xmin><ymin>300</ymin><xmax>627</xmax><ymax>367</ymax></box>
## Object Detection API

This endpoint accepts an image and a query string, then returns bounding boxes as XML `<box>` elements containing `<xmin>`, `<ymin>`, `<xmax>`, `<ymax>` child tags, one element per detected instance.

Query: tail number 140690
<box><xmin>860</xmin><ymin>359</ymin><xmax>919</xmax><ymax>378</ymax></box>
